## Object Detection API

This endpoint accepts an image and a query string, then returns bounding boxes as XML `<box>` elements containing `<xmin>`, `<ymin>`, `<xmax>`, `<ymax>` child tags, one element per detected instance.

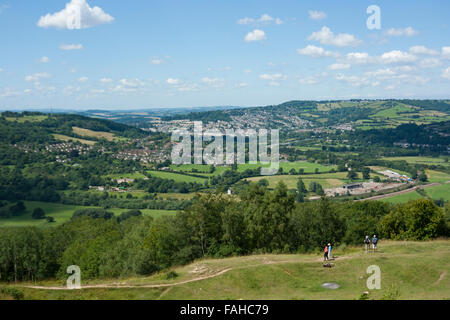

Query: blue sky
<box><xmin>0</xmin><ymin>0</ymin><xmax>449</xmax><ymax>110</ymax></box>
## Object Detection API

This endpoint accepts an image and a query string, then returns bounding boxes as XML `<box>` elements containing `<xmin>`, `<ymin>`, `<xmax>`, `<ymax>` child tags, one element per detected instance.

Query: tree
<box><xmin>32</xmin><ymin>208</ymin><xmax>45</xmax><ymax>220</ymax></box>
<box><xmin>297</xmin><ymin>179</ymin><xmax>307</xmax><ymax>194</ymax></box>
<box><xmin>380</xmin><ymin>199</ymin><xmax>445</xmax><ymax>240</ymax></box>
<box><xmin>289</xmin><ymin>168</ymin><xmax>297</xmax><ymax>175</ymax></box>
<box><xmin>418</xmin><ymin>172</ymin><xmax>428</xmax><ymax>182</ymax></box>
<box><xmin>373</xmin><ymin>176</ymin><xmax>381</xmax><ymax>183</ymax></box>
<box><xmin>257</xmin><ymin>179</ymin><xmax>269</xmax><ymax>187</ymax></box>
<box><xmin>347</xmin><ymin>170</ymin><xmax>358</xmax><ymax>181</ymax></box>
<box><xmin>362</xmin><ymin>167</ymin><xmax>371</xmax><ymax>180</ymax></box>
<box><xmin>10</xmin><ymin>201</ymin><xmax>26</xmax><ymax>216</ymax></box>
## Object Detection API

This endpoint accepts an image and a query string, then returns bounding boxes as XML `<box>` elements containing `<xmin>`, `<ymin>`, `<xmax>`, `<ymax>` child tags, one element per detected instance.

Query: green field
<box><xmin>382</xmin><ymin>183</ymin><xmax>450</xmax><ymax>203</ymax></box>
<box><xmin>52</xmin><ymin>134</ymin><xmax>97</xmax><ymax>145</ymax></box>
<box><xmin>237</xmin><ymin>161</ymin><xmax>337</xmax><ymax>174</ymax></box>
<box><xmin>0</xmin><ymin>201</ymin><xmax>176</xmax><ymax>228</ymax></box>
<box><xmin>425</xmin><ymin>170</ymin><xmax>450</xmax><ymax>183</ymax></box>
<box><xmin>11</xmin><ymin>240</ymin><xmax>450</xmax><ymax>300</ymax></box>
<box><xmin>381</xmin><ymin>156</ymin><xmax>449</xmax><ymax>166</ymax></box>
<box><xmin>147</xmin><ymin>170</ymin><xmax>207</xmax><ymax>183</ymax></box>
<box><xmin>5</xmin><ymin>115</ymin><xmax>49</xmax><ymax>123</ymax></box>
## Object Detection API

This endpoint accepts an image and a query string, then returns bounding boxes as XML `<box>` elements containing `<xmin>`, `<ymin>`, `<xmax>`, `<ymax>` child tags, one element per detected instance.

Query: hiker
<box><xmin>323</xmin><ymin>244</ymin><xmax>329</xmax><ymax>261</ymax></box>
<box><xmin>364</xmin><ymin>236</ymin><xmax>370</xmax><ymax>252</ymax></box>
<box><xmin>328</xmin><ymin>243</ymin><xmax>333</xmax><ymax>259</ymax></box>
<box><xmin>372</xmin><ymin>235</ymin><xmax>378</xmax><ymax>252</ymax></box>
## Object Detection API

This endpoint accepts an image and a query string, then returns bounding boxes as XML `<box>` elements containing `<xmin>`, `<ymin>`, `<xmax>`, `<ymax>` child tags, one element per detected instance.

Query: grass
<box><xmin>237</xmin><ymin>162</ymin><xmax>337</xmax><ymax>174</ymax></box>
<box><xmin>381</xmin><ymin>191</ymin><xmax>425</xmax><ymax>204</ymax></box>
<box><xmin>103</xmin><ymin>172</ymin><xmax>148</xmax><ymax>180</ymax></box>
<box><xmin>425</xmin><ymin>170</ymin><xmax>450</xmax><ymax>183</ymax></box>
<box><xmin>381</xmin><ymin>156</ymin><xmax>449</xmax><ymax>166</ymax></box>
<box><xmin>382</xmin><ymin>183</ymin><xmax>450</xmax><ymax>203</ymax></box>
<box><xmin>52</xmin><ymin>134</ymin><xmax>97</xmax><ymax>146</ymax></box>
<box><xmin>245</xmin><ymin>175</ymin><xmax>346</xmax><ymax>190</ymax></box>
<box><xmin>5</xmin><ymin>115</ymin><xmax>48</xmax><ymax>123</ymax></box>
<box><xmin>0</xmin><ymin>201</ymin><xmax>176</xmax><ymax>228</ymax></box>
<box><xmin>10</xmin><ymin>240</ymin><xmax>450</xmax><ymax>300</ymax></box>
<box><xmin>72</xmin><ymin>126</ymin><xmax>116</xmax><ymax>142</ymax></box>
<box><xmin>147</xmin><ymin>170</ymin><xmax>207</xmax><ymax>183</ymax></box>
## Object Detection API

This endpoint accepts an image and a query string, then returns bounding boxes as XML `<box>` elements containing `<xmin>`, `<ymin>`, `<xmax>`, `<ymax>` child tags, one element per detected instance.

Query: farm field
<box><xmin>52</xmin><ymin>134</ymin><xmax>96</xmax><ymax>145</ymax></box>
<box><xmin>381</xmin><ymin>183</ymin><xmax>450</xmax><ymax>203</ymax></box>
<box><xmin>72</xmin><ymin>126</ymin><xmax>117</xmax><ymax>142</ymax></box>
<box><xmin>381</xmin><ymin>156</ymin><xmax>450</xmax><ymax>167</ymax></box>
<box><xmin>0</xmin><ymin>201</ymin><xmax>176</xmax><ymax>228</ymax></box>
<box><xmin>13</xmin><ymin>240</ymin><xmax>450</xmax><ymax>300</ymax></box>
<box><xmin>5</xmin><ymin>115</ymin><xmax>49</xmax><ymax>123</ymax></box>
<box><xmin>147</xmin><ymin>170</ymin><xmax>207</xmax><ymax>183</ymax></box>
<box><xmin>425</xmin><ymin>170</ymin><xmax>450</xmax><ymax>183</ymax></box>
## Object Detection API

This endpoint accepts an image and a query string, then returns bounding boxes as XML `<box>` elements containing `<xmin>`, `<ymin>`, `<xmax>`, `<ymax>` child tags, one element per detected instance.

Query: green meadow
<box><xmin>0</xmin><ymin>201</ymin><xmax>176</xmax><ymax>228</ymax></box>
<box><xmin>11</xmin><ymin>240</ymin><xmax>450</xmax><ymax>300</ymax></box>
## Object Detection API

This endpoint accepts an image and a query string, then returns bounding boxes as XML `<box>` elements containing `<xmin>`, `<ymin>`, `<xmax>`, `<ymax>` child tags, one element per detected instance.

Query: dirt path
<box><xmin>434</xmin><ymin>271</ymin><xmax>446</xmax><ymax>285</ymax></box>
<box><xmin>356</xmin><ymin>182</ymin><xmax>441</xmax><ymax>201</ymax></box>
<box><xmin>24</xmin><ymin>268</ymin><xmax>233</xmax><ymax>291</ymax></box>
<box><xmin>23</xmin><ymin>255</ymin><xmax>353</xmax><ymax>291</ymax></box>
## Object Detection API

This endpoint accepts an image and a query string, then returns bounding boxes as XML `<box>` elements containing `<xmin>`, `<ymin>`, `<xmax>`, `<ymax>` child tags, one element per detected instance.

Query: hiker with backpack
<box><xmin>364</xmin><ymin>236</ymin><xmax>370</xmax><ymax>253</ymax></box>
<box><xmin>372</xmin><ymin>235</ymin><xmax>378</xmax><ymax>252</ymax></box>
<box><xmin>323</xmin><ymin>244</ymin><xmax>329</xmax><ymax>261</ymax></box>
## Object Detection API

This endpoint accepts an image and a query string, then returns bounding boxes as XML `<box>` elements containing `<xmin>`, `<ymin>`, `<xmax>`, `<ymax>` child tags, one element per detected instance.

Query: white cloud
<box><xmin>308</xmin><ymin>10</ymin><xmax>327</xmax><ymax>20</ymax></box>
<box><xmin>386</xmin><ymin>27</ymin><xmax>418</xmax><ymax>37</ymax></box>
<box><xmin>380</xmin><ymin>50</ymin><xmax>417</xmax><ymax>64</ymax></box>
<box><xmin>237</xmin><ymin>14</ymin><xmax>282</xmax><ymax>26</ymax></box>
<box><xmin>419</xmin><ymin>58</ymin><xmax>442</xmax><ymax>68</ymax></box>
<box><xmin>336</xmin><ymin>74</ymin><xmax>370</xmax><ymax>87</ymax></box>
<box><xmin>346</xmin><ymin>52</ymin><xmax>373</xmax><ymax>65</ymax></box>
<box><xmin>60</xmin><ymin>44</ymin><xmax>83</xmax><ymax>50</ymax></box>
<box><xmin>297</xmin><ymin>45</ymin><xmax>338</xmax><ymax>58</ymax></box>
<box><xmin>237</xmin><ymin>17</ymin><xmax>255</xmax><ymax>25</ymax></box>
<box><xmin>442</xmin><ymin>47</ymin><xmax>450</xmax><ymax>59</ymax></box>
<box><xmin>409</xmin><ymin>46</ymin><xmax>439</xmax><ymax>56</ymax></box>
<box><xmin>244</xmin><ymin>69</ymin><xmax>252</xmax><ymax>73</ymax></box>
<box><xmin>151</xmin><ymin>59</ymin><xmax>163</xmax><ymax>65</ymax></box>
<box><xmin>90</xmin><ymin>89</ymin><xmax>105</xmax><ymax>94</ymax></box>
<box><xmin>100</xmin><ymin>78</ymin><xmax>113</xmax><ymax>83</ymax></box>
<box><xmin>442</xmin><ymin>67</ymin><xmax>450</xmax><ymax>80</ymax></box>
<box><xmin>299</xmin><ymin>77</ymin><xmax>319</xmax><ymax>85</ymax></box>
<box><xmin>234</xmin><ymin>82</ymin><xmax>248</xmax><ymax>88</ymax></box>
<box><xmin>167</xmin><ymin>78</ymin><xmax>181</xmax><ymax>85</ymax></box>
<box><xmin>328</xmin><ymin>63</ymin><xmax>350</xmax><ymax>70</ymax></box>
<box><xmin>40</xmin><ymin>56</ymin><xmax>50</xmax><ymax>63</ymax></box>
<box><xmin>365</xmin><ymin>68</ymin><xmax>397</xmax><ymax>79</ymax></box>
<box><xmin>201</xmin><ymin>77</ymin><xmax>225</xmax><ymax>88</ymax></box>
<box><xmin>308</xmin><ymin>26</ymin><xmax>362</xmax><ymax>47</ymax></box>
<box><xmin>245</xmin><ymin>29</ymin><xmax>267</xmax><ymax>42</ymax></box>
<box><xmin>63</xmin><ymin>85</ymin><xmax>81</xmax><ymax>96</ymax></box>
<box><xmin>259</xmin><ymin>14</ymin><xmax>273</xmax><ymax>23</ymax></box>
<box><xmin>25</xmin><ymin>72</ymin><xmax>51</xmax><ymax>82</ymax></box>
<box><xmin>0</xmin><ymin>68</ymin><xmax>3</xmax><ymax>73</ymax></box>
<box><xmin>37</xmin><ymin>0</ymin><xmax>114</xmax><ymax>30</ymax></box>
<box><xmin>78</xmin><ymin>76</ymin><xmax>88</xmax><ymax>83</ymax></box>
<box><xmin>119</xmin><ymin>78</ymin><xmax>144</xmax><ymax>87</ymax></box>
<box><xmin>259</xmin><ymin>73</ymin><xmax>286</xmax><ymax>81</ymax></box>
<box><xmin>0</xmin><ymin>88</ymin><xmax>20</xmax><ymax>98</ymax></box>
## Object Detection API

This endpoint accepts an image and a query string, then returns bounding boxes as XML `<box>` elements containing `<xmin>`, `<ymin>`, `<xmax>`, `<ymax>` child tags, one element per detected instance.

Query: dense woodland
<box><xmin>0</xmin><ymin>183</ymin><xmax>448</xmax><ymax>282</ymax></box>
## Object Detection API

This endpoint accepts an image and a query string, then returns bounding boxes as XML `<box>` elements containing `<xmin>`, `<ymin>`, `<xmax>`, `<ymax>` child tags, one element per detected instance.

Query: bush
<box><xmin>32</xmin><ymin>207</ymin><xmax>46</xmax><ymax>219</ymax></box>
<box><xmin>0</xmin><ymin>287</ymin><xmax>25</xmax><ymax>300</ymax></box>
<box><xmin>165</xmin><ymin>271</ymin><xmax>179</xmax><ymax>280</ymax></box>
<box><xmin>72</xmin><ymin>208</ymin><xmax>114</xmax><ymax>220</ymax></box>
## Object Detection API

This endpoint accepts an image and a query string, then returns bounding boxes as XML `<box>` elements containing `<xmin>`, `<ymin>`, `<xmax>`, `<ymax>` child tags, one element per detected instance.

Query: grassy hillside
<box><xmin>10</xmin><ymin>240</ymin><xmax>449</xmax><ymax>300</ymax></box>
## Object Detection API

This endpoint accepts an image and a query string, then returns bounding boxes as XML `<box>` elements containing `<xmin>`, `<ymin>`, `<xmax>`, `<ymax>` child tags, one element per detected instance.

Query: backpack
<box><xmin>364</xmin><ymin>238</ymin><xmax>370</xmax><ymax>244</ymax></box>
